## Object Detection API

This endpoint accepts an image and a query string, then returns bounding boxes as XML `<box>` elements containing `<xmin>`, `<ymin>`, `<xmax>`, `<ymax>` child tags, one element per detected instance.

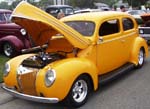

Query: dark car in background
<box><xmin>139</xmin><ymin>13</ymin><xmax>150</xmax><ymax>44</ymax></box>
<box><xmin>45</xmin><ymin>5</ymin><xmax>74</xmax><ymax>18</ymax></box>
<box><xmin>126</xmin><ymin>10</ymin><xmax>146</xmax><ymax>24</ymax></box>
<box><xmin>0</xmin><ymin>9</ymin><xmax>31</xmax><ymax>57</ymax></box>
<box><xmin>127</xmin><ymin>10</ymin><xmax>146</xmax><ymax>16</ymax></box>
<box><xmin>126</xmin><ymin>10</ymin><xmax>150</xmax><ymax>44</ymax></box>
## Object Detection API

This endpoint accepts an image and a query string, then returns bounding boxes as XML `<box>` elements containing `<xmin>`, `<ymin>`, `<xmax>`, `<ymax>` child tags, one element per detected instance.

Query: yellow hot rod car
<box><xmin>2</xmin><ymin>1</ymin><xmax>148</xmax><ymax>108</ymax></box>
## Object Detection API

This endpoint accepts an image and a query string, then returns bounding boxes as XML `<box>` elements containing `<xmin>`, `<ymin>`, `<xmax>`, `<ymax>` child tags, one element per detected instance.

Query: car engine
<box><xmin>21</xmin><ymin>52</ymin><xmax>66</xmax><ymax>68</ymax></box>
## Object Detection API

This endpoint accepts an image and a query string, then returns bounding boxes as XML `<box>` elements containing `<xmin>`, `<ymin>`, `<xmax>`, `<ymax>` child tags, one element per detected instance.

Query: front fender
<box><xmin>36</xmin><ymin>58</ymin><xmax>98</xmax><ymax>101</ymax></box>
<box><xmin>0</xmin><ymin>35</ymin><xmax>24</xmax><ymax>51</ymax></box>
<box><xmin>129</xmin><ymin>37</ymin><xmax>148</xmax><ymax>65</ymax></box>
<box><xmin>3</xmin><ymin>54</ymin><xmax>36</xmax><ymax>88</ymax></box>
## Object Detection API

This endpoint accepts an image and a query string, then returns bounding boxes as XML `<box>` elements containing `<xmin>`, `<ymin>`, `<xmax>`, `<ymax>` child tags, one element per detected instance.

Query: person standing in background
<box><xmin>120</xmin><ymin>5</ymin><xmax>126</xmax><ymax>12</ymax></box>
<box><xmin>57</xmin><ymin>11</ymin><xmax>65</xmax><ymax>19</ymax></box>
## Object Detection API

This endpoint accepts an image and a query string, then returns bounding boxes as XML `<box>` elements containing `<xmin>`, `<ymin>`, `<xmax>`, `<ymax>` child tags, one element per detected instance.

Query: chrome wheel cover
<box><xmin>3</xmin><ymin>43</ymin><xmax>13</xmax><ymax>57</ymax></box>
<box><xmin>138</xmin><ymin>50</ymin><xmax>144</xmax><ymax>66</ymax></box>
<box><xmin>72</xmin><ymin>80</ymin><xmax>88</xmax><ymax>103</ymax></box>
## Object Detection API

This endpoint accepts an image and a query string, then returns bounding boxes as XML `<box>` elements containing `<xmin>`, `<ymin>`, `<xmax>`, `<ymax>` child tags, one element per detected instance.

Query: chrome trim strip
<box><xmin>1</xmin><ymin>85</ymin><xmax>59</xmax><ymax>103</ymax></box>
<box><xmin>139</xmin><ymin>27</ymin><xmax>150</xmax><ymax>29</ymax></box>
<box><xmin>140</xmin><ymin>34</ymin><xmax>150</xmax><ymax>37</ymax></box>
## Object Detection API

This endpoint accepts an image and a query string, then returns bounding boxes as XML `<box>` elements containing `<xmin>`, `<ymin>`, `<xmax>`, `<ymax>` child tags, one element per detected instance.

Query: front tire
<box><xmin>65</xmin><ymin>75</ymin><xmax>92</xmax><ymax>108</ymax></box>
<box><xmin>3</xmin><ymin>42</ymin><xmax>16</xmax><ymax>57</ymax></box>
<box><xmin>136</xmin><ymin>48</ymin><xmax>145</xmax><ymax>68</ymax></box>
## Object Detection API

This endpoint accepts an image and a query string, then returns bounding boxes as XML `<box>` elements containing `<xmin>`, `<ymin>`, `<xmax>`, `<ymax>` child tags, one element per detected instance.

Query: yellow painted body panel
<box><xmin>36</xmin><ymin>58</ymin><xmax>98</xmax><ymax>100</ymax></box>
<box><xmin>46</xmin><ymin>36</ymin><xmax>74</xmax><ymax>53</ymax></box>
<box><xmin>96</xmin><ymin>31</ymin><xmax>137</xmax><ymax>74</ymax></box>
<box><xmin>129</xmin><ymin>37</ymin><xmax>148</xmax><ymax>65</ymax></box>
<box><xmin>3</xmin><ymin>1</ymin><xmax>149</xmax><ymax>103</ymax></box>
<box><xmin>3</xmin><ymin>54</ymin><xmax>35</xmax><ymax>89</ymax></box>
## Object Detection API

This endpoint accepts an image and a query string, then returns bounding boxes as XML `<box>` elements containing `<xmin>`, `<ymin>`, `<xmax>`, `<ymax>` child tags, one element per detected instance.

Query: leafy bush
<box><xmin>0</xmin><ymin>55</ymin><xmax>9</xmax><ymax>82</ymax></box>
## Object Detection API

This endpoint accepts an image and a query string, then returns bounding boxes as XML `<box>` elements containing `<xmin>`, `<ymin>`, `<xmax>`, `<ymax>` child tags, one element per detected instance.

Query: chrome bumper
<box><xmin>1</xmin><ymin>85</ymin><xmax>59</xmax><ymax>103</ymax></box>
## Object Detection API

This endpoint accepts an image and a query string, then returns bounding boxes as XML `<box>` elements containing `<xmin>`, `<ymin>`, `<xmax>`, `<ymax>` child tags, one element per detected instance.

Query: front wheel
<box><xmin>136</xmin><ymin>48</ymin><xmax>145</xmax><ymax>68</ymax></box>
<box><xmin>64</xmin><ymin>75</ymin><xmax>92</xmax><ymax>108</ymax></box>
<box><xmin>3</xmin><ymin>42</ymin><xmax>16</xmax><ymax>57</ymax></box>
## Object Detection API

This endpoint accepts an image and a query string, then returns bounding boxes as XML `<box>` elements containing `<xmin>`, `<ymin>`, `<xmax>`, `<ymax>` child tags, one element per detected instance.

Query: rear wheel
<box><xmin>65</xmin><ymin>75</ymin><xmax>92</xmax><ymax>108</ymax></box>
<box><xmin>136</xmin><ymin>48</ymin><xmax>145</xmax><ymax>68</ymax></box>
<box><xmin>3</xmin><ymin>42</ymin><xmax>15</xmax><ymax>57</ymax></box>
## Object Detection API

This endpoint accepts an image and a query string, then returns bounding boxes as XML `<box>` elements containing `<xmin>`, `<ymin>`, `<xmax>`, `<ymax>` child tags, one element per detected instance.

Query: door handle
<box><xmin>121</xmin><ymin>40</ymin><xmax>125</xmax><ymax>43</ymax></box>
<box><xmin>99</xmin><ymin>37</ymin><xmax>103</xmax><ymax>42</ymax></box>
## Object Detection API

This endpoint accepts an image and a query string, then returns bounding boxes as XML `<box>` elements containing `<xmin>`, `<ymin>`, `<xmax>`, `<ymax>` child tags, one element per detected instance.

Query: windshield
<box><xmin>60</xmin><ymin>7</ymin><xmax>74</xmax><ymax>15</ymax></box>
<box><xmin>46</xmin><ymin>7</ymin><xmax>74</xmax><ymax>17</ymax></box>
<box><xmin>65</xmin><ymin>21</ymin><xmax>95</xmax><ymax>36</ymax></box>
<box><xmin>0</xmin><ymin>13</ymin><xmax>11</xmax><ymax>22</ymax></box>
<box><xmin>5</xmin><ymin>13</ymin><xmax>11</xmax><ymax>22</ymax></box>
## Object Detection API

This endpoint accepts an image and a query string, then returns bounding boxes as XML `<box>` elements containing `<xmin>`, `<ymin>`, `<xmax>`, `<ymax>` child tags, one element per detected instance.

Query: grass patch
<box><xmin>0</xmin><ymin>55</ymin><xmax>9</xmax><ymax>82</ymax></box>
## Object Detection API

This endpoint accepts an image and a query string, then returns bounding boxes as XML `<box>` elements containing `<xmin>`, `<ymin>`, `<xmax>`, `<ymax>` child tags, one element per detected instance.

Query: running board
<box><xmin>99</xmin><ymin>63</ymin><xmax>135</xmax><ymax>85</ymax></box>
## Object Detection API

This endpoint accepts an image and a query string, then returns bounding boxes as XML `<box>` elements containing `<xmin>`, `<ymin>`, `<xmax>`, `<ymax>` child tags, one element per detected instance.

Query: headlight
<box><xmin>20</xmin><ymin>29</ymin><xmax>26</xmax><ymax>35</ymax></box>
<box><xmin>3</xmin><ymin>62</ymin><xmax>10</xmax><ymax>77</ymax></box>
<box><xmin>45</xmin><ymin>69</ymin><xmax>56</xmax><ymax>87</ymax></box>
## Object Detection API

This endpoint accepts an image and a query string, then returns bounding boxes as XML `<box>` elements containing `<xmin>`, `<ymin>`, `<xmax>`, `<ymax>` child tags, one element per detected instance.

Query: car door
<box><xmin>96</xmin><ymin>18</ymin><xmax>127</xmax><ymax>75</ymax></box>
<box><xmin>121</xmin><ymin>17</ymin><xmax>137</xmax><ymax>59</ymax></box>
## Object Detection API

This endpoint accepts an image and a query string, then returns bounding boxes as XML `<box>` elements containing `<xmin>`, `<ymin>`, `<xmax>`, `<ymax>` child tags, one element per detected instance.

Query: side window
<box><xmin>99</xmin><ymin>19</ymin><xmax>119</xmax><ymax>36</ymax></box>
<box><xmin>122</xmin><ymin>18</ymin><xmax>134</xmax><ymax>31</ymax></box>
<box><xmin>65</xmin><ymin>8</ymin><xmax>74</xmax><ymax>14</ymax></box>
<box><xmin>0</xmin><ymin>13</ymin><xmax>5</xmax><ymax>22</ymax></box>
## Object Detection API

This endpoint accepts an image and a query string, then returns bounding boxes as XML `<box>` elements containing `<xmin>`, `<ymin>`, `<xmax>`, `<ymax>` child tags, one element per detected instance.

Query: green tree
<box><xmin>94</xmin><ymin>0</ymin><xmax>118</xmax><ymax>7</ymax></box>
<box><xmin>123</xmin><ymin>0</ymin><xmax>149</xmax><ymax>7</ymax></box>
<box><xmin>38</xmin><ymin>0</ymin><xmax>53</xmax><ymax>9</ymax></box>
<box><xmin>68</xmin><ymin>0</ymin><xmax>119</xmax><ymax>8</ymax></box>
<box><xmin>0</xmin><ymin>2</ymin><xmax>10</xmax><ymax>9</ymax></box>
<box><xmin>10</xmin><ymin>0</ymin><xmax>21</xmax><ymax>10</ymax></box>
<box><xmin>68</xmin><ymin>0</ymin><xmax>94</xmax><ymax>8</ymax></box>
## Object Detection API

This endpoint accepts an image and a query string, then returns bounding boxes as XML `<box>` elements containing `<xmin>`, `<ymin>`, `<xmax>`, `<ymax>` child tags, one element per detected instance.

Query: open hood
<box><xmin>11</xmin><ymin>1</ymin><xmax>91</xmax><ymax>49</ymax></box>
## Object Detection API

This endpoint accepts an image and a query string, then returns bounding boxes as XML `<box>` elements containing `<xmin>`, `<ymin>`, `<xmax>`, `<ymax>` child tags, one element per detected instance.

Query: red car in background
<box><xmin>0</xmin><ymin>9</ymin><xmax>31</xmax><ymax>57</ymax></box>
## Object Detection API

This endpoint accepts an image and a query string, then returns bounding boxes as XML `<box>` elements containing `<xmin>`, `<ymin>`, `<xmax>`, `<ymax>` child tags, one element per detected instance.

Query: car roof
<box><xmin>127</xmin><ymin>10</ymin><xmax>145</xmax><ymax>12</ymax></box>
<box><xmin>127</xmin><ymin>10</ymin><xmax>146</xmax><ymax>14</ymax></box>
<box><xmin>74</xmin><ymin>9</ymin><xmax>102</xmax><ymax>14</ymax></box>
<box><xmin>61</xmin><ymin>11</ymin><xmax>132</xmax><ymax>22</ymax></box>
<box><xmin>0</xmin><ymin>9</ymin><xmax>12</xmax><ymax>13</ymax></box>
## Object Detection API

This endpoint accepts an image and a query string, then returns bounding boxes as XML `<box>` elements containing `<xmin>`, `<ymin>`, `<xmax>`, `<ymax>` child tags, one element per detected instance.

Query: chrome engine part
<box><xmin>21</xmin><ymin>52</ymin><xmax>65</xmax><ymax>68</ymax></box>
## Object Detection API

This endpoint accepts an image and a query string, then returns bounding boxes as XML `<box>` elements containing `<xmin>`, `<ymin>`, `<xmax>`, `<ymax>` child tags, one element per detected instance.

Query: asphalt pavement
<box><xmin>0</xmin><ymin>84</ymin><xmax>14</xmax><ymax>104</ymax></box>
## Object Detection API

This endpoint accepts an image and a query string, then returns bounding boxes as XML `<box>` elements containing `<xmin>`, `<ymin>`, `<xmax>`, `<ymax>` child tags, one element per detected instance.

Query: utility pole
<box><xmin>131</xmin><ymin>0</ymin><xmax>132</xmax><ymax>9</ymax></box>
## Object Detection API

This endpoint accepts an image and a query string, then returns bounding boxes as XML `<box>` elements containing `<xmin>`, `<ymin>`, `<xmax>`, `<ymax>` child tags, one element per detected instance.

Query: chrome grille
<box><xmin>17</xmin><ymin>65</ymin><xmax>38</xmax><ymax>95</ymax></box>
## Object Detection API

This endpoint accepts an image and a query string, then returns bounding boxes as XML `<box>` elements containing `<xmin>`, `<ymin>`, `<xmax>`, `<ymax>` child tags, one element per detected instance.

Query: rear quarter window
<box><xmin>122</xmin><ymin>18</ymin><xmax>134</xmax><ymax>31</ymax></box>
